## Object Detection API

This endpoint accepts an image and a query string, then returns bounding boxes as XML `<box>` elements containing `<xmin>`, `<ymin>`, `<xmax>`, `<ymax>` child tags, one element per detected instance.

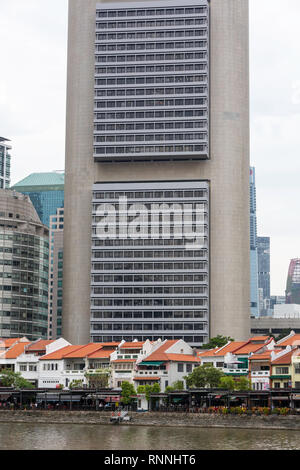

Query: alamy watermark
<box><xmin>95</xmin><ymin>197</ymin><xmax>207</xmax><ymax>249</ymax></box>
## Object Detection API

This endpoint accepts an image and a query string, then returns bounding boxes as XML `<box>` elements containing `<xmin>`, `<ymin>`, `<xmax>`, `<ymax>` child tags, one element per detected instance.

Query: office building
<box><xmin>0</xmin><ymin>137</ymin><xmax>11</xmax><ymax>189</ymax></box>
<box><xmin>250</xmin><ymin>167</ymin><xmax>259</xmax><ymax>317</ymax></box>
<box><xmin>286</xmin><ymin>259</ymin><xmax>300</xmax><ymax>305</ymax></box>
<box><xmin>48</xmin><ymin>208</ymin><xmax>64</xmax><ymax>340</ymax></box>
<box><xmin>0</xmin><ymin>190</ymin><xmax>49</xmax><ymax>340</ymax></box>
<box><xmin>12</xmin><ymin>172</ymin><xmax>64</xmax><ymax>228</ymax></box>
<box><xmin>257</xmin><ymin>236</ymin><xmax>270</xmax><ymax>315</ymax></box>
<box><xmin>64</xmin><ymin>0</ymin><xmax>250</xmax><ymax>346</ymax></box>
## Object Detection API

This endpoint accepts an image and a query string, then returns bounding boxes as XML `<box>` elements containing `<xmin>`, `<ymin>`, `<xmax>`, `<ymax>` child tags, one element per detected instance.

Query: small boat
<box><xmin>110</xmin><ymin>410</ymin><xmax>132</xmax><ymax>424</ymax></box>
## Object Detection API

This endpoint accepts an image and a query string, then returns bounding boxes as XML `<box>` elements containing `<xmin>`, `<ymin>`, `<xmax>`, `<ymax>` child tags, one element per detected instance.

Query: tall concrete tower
<box><xmin>63</xmin><ymin>0</ymin><xmax>250</xmax><ymax>345</ymax></box>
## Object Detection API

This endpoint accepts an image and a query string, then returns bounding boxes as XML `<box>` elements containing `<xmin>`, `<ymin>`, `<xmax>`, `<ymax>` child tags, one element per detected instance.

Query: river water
<box><xmin>0</xmin><ymin>423</ymin><xmax>299</xmax><ymax>450</ymax></box>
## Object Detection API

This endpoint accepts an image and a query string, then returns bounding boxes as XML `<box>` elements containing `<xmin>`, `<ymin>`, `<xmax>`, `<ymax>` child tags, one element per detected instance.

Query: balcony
<box><xmin>251</xmin><ymin>371</ymin><xmax>270</xmax><ymax>377</ymax></box>
<box><xmin>223</xmin><ymin>368</ymin><xmax>249</xmax><ymax>376</ymax></box>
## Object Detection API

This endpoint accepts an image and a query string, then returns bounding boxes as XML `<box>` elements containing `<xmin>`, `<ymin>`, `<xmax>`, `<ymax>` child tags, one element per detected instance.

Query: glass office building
<box><xmin>0</xmin><ymin>190</ymin><xmax>49</xmax><ymax>340</ymax></box>
<box><xmin>12</xmin><ymin>173</ymin><xmax>64</xmax><ymax>228</ymax></box>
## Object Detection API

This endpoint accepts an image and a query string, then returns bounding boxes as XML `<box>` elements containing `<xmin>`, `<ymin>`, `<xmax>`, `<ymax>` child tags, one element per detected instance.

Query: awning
<box><xmin>0</xmin><ymin>393</ymin><xmax>11</xmax><ymax>400</ymax></box>
<box><xmin>271</xmin><ymin>397</ymin><xmax>289</xmax><ymax>401</ymax></box>
<box><xmin>134</xmin><ymin>377</ymin><xmax>160</xmax><ymax>381</ymax></box>
<box><xmin>139</xmin><ymin>362</ymin><xmax>164</xmax><ymax>366</ymax></box>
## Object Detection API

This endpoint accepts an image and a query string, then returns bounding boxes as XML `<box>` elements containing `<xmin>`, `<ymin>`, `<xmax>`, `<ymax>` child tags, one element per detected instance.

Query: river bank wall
<box><xmin>0</xmin><ymin>411</ymin><xmax>300</xmax><ymax>431</ymax></box>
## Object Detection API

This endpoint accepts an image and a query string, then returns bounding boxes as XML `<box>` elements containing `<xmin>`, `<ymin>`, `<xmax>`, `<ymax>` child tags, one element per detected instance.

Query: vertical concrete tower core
<box><xmin>63</xmin><ymin>0</ymin><xmax>250</xmax><ymax>345</ymax></box>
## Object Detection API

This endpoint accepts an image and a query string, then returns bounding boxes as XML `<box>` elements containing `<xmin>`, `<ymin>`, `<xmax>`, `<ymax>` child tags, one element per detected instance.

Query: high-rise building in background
<box><xmin>286</xmin><ymin>259</ymin><xmax>300</xmax><ymax>305</ymax></box>
<box><xmin>12</xmin><ymin>172</ymin><xmax>64</xmax><ymax>228</ymax></box>
<box><xmin>250</xmin><ymin>167</ymin><xmax>259</xmax><ymax>317</ymax></box>
<box><xmin>64</xmin><ymin>0</ymin><xmax>250</xmax><ymax>346</ymax></box>
<box><xmin>48</xmin><ymin>208</ymin><xmax>64</xmax><ymax>340</ymax></box>
<box><xmin>12</xmin><ymin>172</ymin><xmax>65</xmax><ymax>339</ymax></box>
<box><xmin>257</xmin><ymin>236</ymin><xmax>270</xmax><ymax>315</ymax></box>
<box><xmin>0</xmin><ymin>137</ymin><xmax>11</xmax><ymax>189</ymax></box>
<box><xmin>0</xmin><ymin>190</ymin><xmax>49</xmax><ymax>340</ymax></box>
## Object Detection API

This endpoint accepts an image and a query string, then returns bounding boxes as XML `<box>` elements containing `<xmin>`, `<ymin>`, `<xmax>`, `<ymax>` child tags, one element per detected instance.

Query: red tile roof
<box><xmin>271</xmin><ymin>349</ymin><xmax>295</xmax><ymax>365</ymax></box>
<box><xmin>198</xmin><ymin>342</ymin><xmax>246</xmax><ymax>358</ymax></box>
<box><xmin>249</xmin><ymin>351</ymin><xmax>273</xmax><ymax>361</ymax></box>
<box><xmin>40</xmin><ymin>345</ymin><xmax>85</xmax><ymax>360</ymax></box>
<box><xmin>0</xmin><ymin>338</ymin><xmax>23</xmax><ymax>348</ymax></box>
<box><xmin>141</xmin><ymin>340</ymin><xmax>178</xmax><ymax>362</ymax></box>
<box><xmin>165</xmin><ymin>354</ymin><xmax>200</xmax><ymax>363</ymax></box>
<box><xmin>88</xmin><ymin>349</ymin><xmax>115</xmax><ymax>359</ymax></box>
<box><xmin>26</xmin><ymin>340</ymin><xmax>54</xmax><ymax>352</ymax></box>
<box><xmin>63</xmin><ymin>343</ymin><xmax>105</xmax><ymax>359</ymax></box>
<box><xmin>1</xmin><ymin>342</ymin><xmax>31</xmax><ymax>359</ymax></box>
<box><xmin>120</xmin><ymin>342</ymin><xmax>145</xmax><ymax>349</ymax></box>
<box><xmin>277</xmin><ymin>335</ymin><xmax>300</xmax><ymax>347</ymax></box>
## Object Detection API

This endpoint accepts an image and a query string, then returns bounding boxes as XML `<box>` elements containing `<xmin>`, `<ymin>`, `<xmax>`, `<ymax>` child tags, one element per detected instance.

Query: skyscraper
<box><xmin>250</xmin><ymin>167</ymin><xmax>259</xmax><ymax>317</ymax></box>
<box><xmin>286</xmin><ymin>259</ymin><xmax>300</xmax><ymax>305</ymax></box>
<box><xmin>257</xmin><ymin>236</ymin><xmax>271</xmax><ymax>314</ymax></box>
<box><xmin>64</xmin><ymin>0</ymin><xmax>250</xmax><ymax>345</ymax></box>
<box><xmin>12</xmin><ymin>172</ymin><xmax>64</xmax><ymax>228</ymax></box>
<box><xmin>0</xmin><ymin>190</ymin><xmax>49</xmax><ymax>340</ymax></box>
<box><xmin>0</xmin><ymin>137</ymin><xmax>11</xmax><ymax>189</ymax></box>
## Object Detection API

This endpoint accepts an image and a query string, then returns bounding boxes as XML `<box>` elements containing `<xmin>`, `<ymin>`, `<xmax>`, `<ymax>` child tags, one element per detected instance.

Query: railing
<box><xmin>223</xmin><ymin>368</ymin><xmax>249</xmax><ymax>375</ymax></box>
<box><xmin>251</xmin><ymin>371</ymin><xmax>270</xmax><ymax>377</ymax></box>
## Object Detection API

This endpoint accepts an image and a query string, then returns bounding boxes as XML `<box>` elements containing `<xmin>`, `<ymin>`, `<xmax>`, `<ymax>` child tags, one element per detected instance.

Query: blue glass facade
<box><xmin>11</xmin><ymin>173</ymin><xmax>64</xmax><ymax>228</ymax></box>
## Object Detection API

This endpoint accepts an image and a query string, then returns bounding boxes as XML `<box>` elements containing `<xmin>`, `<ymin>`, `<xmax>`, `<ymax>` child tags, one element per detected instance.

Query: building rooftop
<box><xmin>12</xmin><ymin>172</ymin><xmax>65</xmax><ymax>190</ymax></box>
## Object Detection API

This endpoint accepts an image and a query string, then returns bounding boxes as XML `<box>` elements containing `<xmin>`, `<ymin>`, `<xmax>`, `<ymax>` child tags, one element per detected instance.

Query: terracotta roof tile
<box><xmin>277</xmin><ymin>335</ymin><xmax>300</xmax><ymax>347</ymax></box>
<box><xmin>1</xmin><ymin>342</ymin><xmax>31</xmax><ymax>359</ymax></box>
<box><xmin>40</xmin><ymin>345</ymin><xmax>84</xmax><ymax>360</ymax></box>
<box><xmin>112</xmin><ymin>359</ymin><xmax>136</xmax><ymax>363</ymax></box>
<box><xmin>142</xmin><ymin>340</ymin><xmax>178</xmax><ymax>362</ymax></box>
<box><xmin>63</xmin><ymin>343</ymin><xmax>105</xmax><ymax>359</ymax></box>
<box><xmin>88</xmin><ymin>349</ymin><xmax>115</xmax><ymax>359</ymax></box>
<box><xmin>120</xmin><ymin>342</ymin><xmax>145</xmax><ymax>349</ymax></box>
<box><xmin>165</xmin><ymin>354</ymin><xmax>200</xmax><ymax>363</ymax></box>
<box><xmin>271</xmin><ymin>349</ymin><xmax>295</xmax><ymax>365</ymax></box>
<box><xmin>26</xmin><ymin>340</ymin><xmax>54</xmax><ymax>352</ymax></box>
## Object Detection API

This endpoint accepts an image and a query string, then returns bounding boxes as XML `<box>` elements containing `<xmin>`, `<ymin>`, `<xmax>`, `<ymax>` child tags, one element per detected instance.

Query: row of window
<box><xmin>94</xmin><ymin>144</ymin><xmax>207</xmax><ymax>155</ymax></box>
<box><xmin>96</xmin><ymin>19</ymin><xmax>207</xmax><ymax>30</ymax></box>
<box><xmin>95</xmin><ymin>87</ymin><xmax>207</xmax><ymax>97</ymax></box>
<box><xmin>95</xmin><ymin>109</ymin><xmax>207</xmax><ymax>120</ymax></box>
<box><xmin>0</xmin><ymin>297</ymin><xmax>48</xmax><ymax>308</ymax></box>
<box><xmin>96</xmin><ymin>52</ymin><xmax>207</xmax><ymax>63</ymax></box>
<box><xmin>0</xmin><ymin>311</ymin><xmax>48</xmax><ymax>321</ymax></box>
<box><xmin>93</xmin><ymin>261</ymin><xmax>207</xmax><ymax>270</ymax></box>
<box><xmin>91</xmin><ymin>335</ymin><xmax>206</xmax><ymax>344</ymax></box>
<box><xmin>96</xmin><ymin>97</ymin><xmax>206</xmax><ymax>108</ymax></box>
<box><xmin>0</xmin><ymin>259</ymin><xmax>48</xmax><ymax>271</ymax></box>
<box><xmin>92</xmin><ymin>323</ymin><xmax>205</xmax><ymax>331</ymax></box>
<box><xmin>92</xmin><ymin>311</ymin><xmax>207</xmax><ymax>319</ymax></box>
<box><xmin>92</xmin><ymin>239</ymin><xmax>207</xmax><ymax>250</ymax></box>
<box><xmin>96</xmin><ymin>41</ymin><xmax>207</xmax><ymax>51</ymax></box>
<box><xmin>0</xmin><ymin>271</ymin><xmax>48</xmax><ymax>286</ymax></box>
<box><xmin>96</xmin><ymin>7</ymin><xmax>207</xmax><ymax>18</ymax></box>
<box><xmin>95</xmin><ymin>67</ymin><xmax>206</xmax><ymax>78</ymax></box>
<box><xmin>95</xmin><ymin>134</ymin><xmax>206</xmax><ymax>145</ymax></box>
<box><xmin>96</xmin><ymin>30</ymin><xmax>207</xmax><ymax>41</ymax></box>
<box><xmin>93</xmin><ymin>190</ymin><xmax>207</xmax><ymax>200</ymax></box>
<box><xmin>95</xmin><ymin>121</ymin><xmax>207</xmax><ymax>131</ymax></box>
<box><xmin>92</xmin><ymin>298</ymin><xmax>207</xmax><ymax>307</ymax></box>
<box><xmin>92</xmin><ymin>250</ymin><xmax>206</xmax><ymax>259</ymax></box>
<box><xmin>92</xmin><ymin>274</ymin><xmax>207</xmax><ymax>283</ymax></box>
<box><xmin>92</xmin><ymin>286</ymin><xmax>207</xmax><ymax>295</ymax></box>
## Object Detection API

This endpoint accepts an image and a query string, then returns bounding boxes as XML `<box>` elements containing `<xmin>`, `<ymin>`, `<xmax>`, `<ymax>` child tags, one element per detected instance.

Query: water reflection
<box><xmin>0</xmin><ymin>423</ymin><xmax>299</xmax><ymax>450</ymax></box>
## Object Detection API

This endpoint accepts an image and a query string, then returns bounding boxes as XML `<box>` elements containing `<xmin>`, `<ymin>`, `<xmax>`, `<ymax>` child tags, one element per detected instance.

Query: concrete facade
<box><xmin>63</xmin><ymin>0</ymin><xmax>250</xmax><ymax>344</ymax></box>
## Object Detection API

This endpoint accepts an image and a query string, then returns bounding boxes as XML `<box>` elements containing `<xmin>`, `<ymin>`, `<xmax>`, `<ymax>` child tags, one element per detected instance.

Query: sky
<box><xmin>0</xmin><ymin>0</ymin><xmax>300</xmax><ymax>296</ymax></box>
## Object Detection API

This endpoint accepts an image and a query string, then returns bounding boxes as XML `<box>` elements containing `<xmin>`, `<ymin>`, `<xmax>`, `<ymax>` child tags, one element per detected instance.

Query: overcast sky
<box><xmin>0</xmin><ymin>0</ymin><xmax>300</xmax><ymax>296</ymax></box>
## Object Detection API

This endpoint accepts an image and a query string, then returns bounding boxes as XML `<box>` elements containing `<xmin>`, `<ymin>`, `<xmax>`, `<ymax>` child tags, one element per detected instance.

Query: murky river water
<box><xmin>0</xmin><ymin>423</ymin><xmax>299</xmax><ymax>450</ymax></box>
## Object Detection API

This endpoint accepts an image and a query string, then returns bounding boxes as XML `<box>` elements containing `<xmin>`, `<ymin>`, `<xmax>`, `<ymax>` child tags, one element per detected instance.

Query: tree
<box><xmin>121</xmin><ymin>381</ymin><xmax>136</xmax><ymax>405</ymax></box>
<box><xmin>185</xmin><ymin>364</ymin><xmax>224</xmax><ymax>388</ymax></box>
<box><xmin>235</xmin><ymin>377</ymin><xmax>251</xmax><ymax>391</ymax></box>
<box><xmin>84</xmin><ymin>369</ymin><xmax>110</xmax><ymax>389</ymax></box>
<box><xmin>199</xmin><ymin>335</ymin><xmax>235</xmax><ymax>350</ymax></box>
<box><xmin>0</xmin><ymin>370</ymin><xmax>34</xmax><ymax>389</ymax></box>
<box><xmin>219</xmin><ymin>376</ymin><xmax>235</xmax><ymax>391</ymax></box>
<box><xmin>69</xmin><ymin>379</ymin><xmax>83</xmax><ymax>390</ymax></box>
